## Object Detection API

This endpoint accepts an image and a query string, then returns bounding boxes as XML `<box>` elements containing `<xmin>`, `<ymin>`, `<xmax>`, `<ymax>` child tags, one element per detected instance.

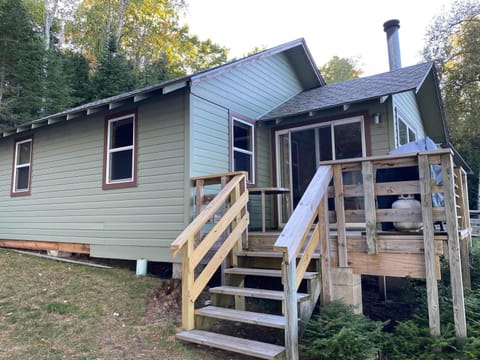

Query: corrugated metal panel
<box><xmin>0</xmin><ymin>93</ymin><xmax>186</xmax><ymax>261</ymax></box>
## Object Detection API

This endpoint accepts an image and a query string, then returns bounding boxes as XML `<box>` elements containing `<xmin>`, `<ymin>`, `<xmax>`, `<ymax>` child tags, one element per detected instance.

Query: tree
<box><xmin>320</xmin><ymin>56</ymin><xmax>363</xmax><ymax>84</ymax></box>
<box><xmin>0</xmin><ymin>0</ymin><xmax>44</xmax><ymax>126</ymax></box>
<box><xmin>423</xmin><ymin>0</ymin><xmax>480</xmax><ymax>208</ymax></box>
<box><xmin>90</xmin><ymin>37</ymin><xmax>138</xmax><ymax>100</ymax></box>
<box><xmin>67</xmin><ymin>0</ymin><xmax>228</xmax><ymax>81</ymax></box>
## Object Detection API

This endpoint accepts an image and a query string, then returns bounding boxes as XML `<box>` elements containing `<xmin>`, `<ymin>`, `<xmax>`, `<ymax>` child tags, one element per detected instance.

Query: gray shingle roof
<box><xmin>260</xmin><ymin>62</ymin><xmax>434</xmax><ymax>120</ymax></box>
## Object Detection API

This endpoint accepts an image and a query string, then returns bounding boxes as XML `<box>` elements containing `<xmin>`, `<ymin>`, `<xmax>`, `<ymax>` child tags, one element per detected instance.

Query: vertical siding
<box><xmin>0</xmin><ymin>92</ymin><xmax>186</xmax><ymax>262</ymax></box>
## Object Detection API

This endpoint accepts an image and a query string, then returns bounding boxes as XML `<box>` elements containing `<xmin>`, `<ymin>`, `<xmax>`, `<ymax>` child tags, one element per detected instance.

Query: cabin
<box><xmin>0</xmin><ymin>20</ymin><xmax>472</xmax><ymax>360</ymax></box>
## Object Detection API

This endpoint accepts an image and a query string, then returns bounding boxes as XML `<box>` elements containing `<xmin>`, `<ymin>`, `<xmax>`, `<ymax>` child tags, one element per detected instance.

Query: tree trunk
<box><xmin>115</xmin><ymin>0</ymin><xmax>128</xmax><ymax>50</ymax></box>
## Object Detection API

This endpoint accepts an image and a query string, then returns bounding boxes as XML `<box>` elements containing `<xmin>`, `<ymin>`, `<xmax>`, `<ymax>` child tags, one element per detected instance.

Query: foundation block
<box><xmin>330</xmin><ymin>267</ymin><xmax>363</xmax><ymax>314</ymax></box>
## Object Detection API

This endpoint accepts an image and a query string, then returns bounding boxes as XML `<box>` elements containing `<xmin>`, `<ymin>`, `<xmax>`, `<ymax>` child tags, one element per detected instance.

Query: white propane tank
<box><xmin>392</xmin><ymin>194</ymin><xmax>422</xmax><ymax>231</ymax></box>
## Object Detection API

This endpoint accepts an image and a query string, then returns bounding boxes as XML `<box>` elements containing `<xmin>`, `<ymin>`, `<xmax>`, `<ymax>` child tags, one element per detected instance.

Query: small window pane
<box><xmin>16</xmin><ymin>167</ymin><xmax>30</xmax><ymax>191</ymax></box>
<box><xmin>399</xmin><ymin>120</ymin><xmax>408</xmax><ymax>145</ymax></box>
<box><xmin>111</xmin><ymin>118</ymin><xmax>133</xmax><ymax>149</ymax></box>
<box><xmin>234</xmin><ymin>121</ymin><xmax>252</xmax><ymax>151</ymax></box>
<box><xmin>334</xmin><ymin>122</ymin><xmax>362</xmax><ymax>159</ymax></box>
<box><xmin>234</xmin><ymin>151</ymin><xmax>252</xmax><ymax>176</ymax></box>
<box><xmin>110</xmin><ymin>149</ymin><xmax>133</xmax><ymax>181</ymax></box>
<box><xmin>408</xmin><ymin>128</ymin><xmax>416</xmax><ymax>142</ymax></box>
<box><xmin>319</xmin><ymin>126</ymin><xmax>332</xmax><ymax>161</ymax></box>
<box><xmin>17</xmin><ymin>142</ymin><xmax>31</xmax><ymax>165</ymax></box>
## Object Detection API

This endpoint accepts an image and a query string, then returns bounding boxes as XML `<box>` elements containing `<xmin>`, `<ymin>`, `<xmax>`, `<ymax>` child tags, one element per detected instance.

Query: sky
<box><xmin>183</xmin><ymin>0</ymin><xmax>455</xmax><ymax>76</ymax></box>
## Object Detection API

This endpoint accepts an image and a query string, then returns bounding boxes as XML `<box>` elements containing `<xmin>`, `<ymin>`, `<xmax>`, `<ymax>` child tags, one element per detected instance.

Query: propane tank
<box><xmin>392</xmin><ymin>194</ymin><xmax>422</xmax><ymax>231</ymax></box>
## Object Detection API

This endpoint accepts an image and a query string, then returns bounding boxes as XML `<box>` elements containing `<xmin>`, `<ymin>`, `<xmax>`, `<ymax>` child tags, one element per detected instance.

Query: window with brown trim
<box><xmin>103</xmin><ymin>112</ymin><xmax>137</xmax><ymax>189</ymax></box>
<box><xmin>11</xmin><ymin>136</ymin><xmax>33</xmax><ymax>196</ymax></box>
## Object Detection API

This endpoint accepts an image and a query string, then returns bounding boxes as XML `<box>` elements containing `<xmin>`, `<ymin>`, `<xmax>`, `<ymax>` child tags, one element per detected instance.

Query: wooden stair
<box><xmin>175</xmin><ymin>244</ymin><xmax>322</xmax><ymax>359</ymax></box>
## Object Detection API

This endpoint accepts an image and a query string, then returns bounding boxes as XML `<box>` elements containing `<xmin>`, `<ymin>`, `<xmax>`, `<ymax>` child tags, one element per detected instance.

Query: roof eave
<box><xmin>1</xmin><ymin>78</ymin><xmax>190</xmax><ymax>138</ymax></box>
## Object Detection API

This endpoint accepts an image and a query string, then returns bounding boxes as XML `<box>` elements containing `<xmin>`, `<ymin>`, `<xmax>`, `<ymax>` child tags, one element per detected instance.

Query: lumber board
<box><xmin>319</xmin><ymin>196</ymin><xmax>332</xmax><ymax>304</ymax></box>
<box><xmin>209</xmin><ymin>286</ymin><xmax>309</xmax><ymax>301</ymax></box>
<box><xmin>330</xmin><ymin>252</ymin><xmax>440</xmax><ymax>279</ymax></box>
<box><xmin>223</xmin><ymin>267</ymin><xmax>319</xmax><ymax>279</ymax></box>
<box><xmin>0</xmin><ymin>239</ymin><xmax>89</xmax><ymax>254</ymax></box>
<box><xmin>176</xmin><ymin>330</ymin><xmax>285</xmax><ymax>359</ymax></box>
<box><xmin>419</xmin><ymin>154</ymin><xmax>441</xmax><ymax>336</ymax></box>
<box><xmin>362</xmin><ymin>161</ymin><xmax>377</xmax><ymax>254</ymax></box>
<box><xmin>333</xmin><ymin>165</ymin><xmax>348</xmax><ymax>267</ymax></box>
<box><xmin>441</xmin><ymin>153</ymin><xmax>467</xmax><ymax>341</ymax></box>
<box><xmin>191</xmin><ymin>190</ymin><xmax>249</xmax><ymax>268</ymax></box>
<box><xmin>237</xmin><ymin>250</ymin><xmax>320</xmax><ymax>259</ymax></box>
<box><xmin>328</xmin><ymin>207</ymin><xmax>447</xmax><ymax>223</ymax></box>
<box><xmin>191</xmin><ymin>213</ymin><xmax>249</xmax><ymax>301</ymax></box>
<box><xmin>329</xmin><ymin>234</ymin><xmax>444</xmax><ymax>255</ymax></box>
<box><xmin>195</xmin><ymin>306</ymin><xmax>285</xmax><ymax>329</ymax></box>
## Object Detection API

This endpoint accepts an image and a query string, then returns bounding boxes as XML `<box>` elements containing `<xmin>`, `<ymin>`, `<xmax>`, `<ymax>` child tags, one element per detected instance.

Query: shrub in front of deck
<box><xmin>300</xmin><ymin>300</ymin><xmax>384</xmax><ymax>360</ymax></box>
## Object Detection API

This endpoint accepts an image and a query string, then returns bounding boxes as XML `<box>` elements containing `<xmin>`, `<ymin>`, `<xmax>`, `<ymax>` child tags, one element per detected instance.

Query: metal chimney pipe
<box><xmin>383</xmin><ymin>19</ymin><xmax>402</xmax><ymax>71</ymax></box>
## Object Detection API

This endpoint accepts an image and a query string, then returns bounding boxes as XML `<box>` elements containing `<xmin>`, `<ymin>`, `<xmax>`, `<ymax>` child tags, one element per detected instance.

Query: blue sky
<box><xmin>184</xmin><ymin>0</ymin><xmax>455</xmax><ymax>75</ymax></box>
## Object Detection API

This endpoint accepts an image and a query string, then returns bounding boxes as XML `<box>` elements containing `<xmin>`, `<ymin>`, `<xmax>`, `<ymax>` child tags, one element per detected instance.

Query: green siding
<box><xmin>192</xmin><ymin>53</ymin><xmax>303</xmax><ymax>120</ymax></box>
<box><xmin>189</xmin><ymin>53</ymin><xmax>304</xmax><ymax>230</ymax></box>
<box><xmin>190</xmin><ymin>96</ymin><xmax>229</xmax><ymax>177</ymax></box>
<box><xmin>392</xmin><ymin>91</ymin><xmax>425</xmax><ymax>144</ymax></box>
<box><xmin>0</xmin><ymin>92</ymin><xmax>186</xmax><ymax>261</ymax></box>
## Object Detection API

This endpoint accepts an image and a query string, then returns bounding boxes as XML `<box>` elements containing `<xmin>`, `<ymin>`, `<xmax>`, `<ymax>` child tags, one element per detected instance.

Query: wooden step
<box><xmin>176</xmin><ymin>329</ymin><xmax>285</xmax><ymax>360</ymax></box>
<box><xmin>238</xmin><ymin>250</ymin><xmax>320</xmax><ymax>259</ymax></box>
<box><xmin>224</xmin><ymin>267</ymin><xmax>320</xmax><ymax>279</ymax></box>
<box><xmin>209</xmin><ymin>285</ymin><xmax>310</xmax><ymax>302</ymax></box>
<box><xmin>195</xmin><ymin>306</ymin><xmax>286</xmax><ymax>329</ymax></box>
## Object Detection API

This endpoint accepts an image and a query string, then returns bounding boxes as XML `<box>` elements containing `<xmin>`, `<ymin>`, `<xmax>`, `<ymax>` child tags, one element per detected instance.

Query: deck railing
<box><xmin>274</xmin><ymin>165</ymin><xmax>333</xmax><ymax>360</ymax></box>
<box><xmin>320</xmin><ymin>148</ymin><xmax>469</xmax><ymax>342</ymax></box>
<box><xmin>170</xmin><ymin>172</ymin><xmax>249</xmax><ymax>330</ymax></box>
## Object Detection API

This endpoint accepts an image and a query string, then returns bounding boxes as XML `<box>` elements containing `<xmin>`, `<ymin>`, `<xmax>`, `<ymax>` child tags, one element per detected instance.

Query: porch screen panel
<box><xmin>334</xmin><ymin>122</ymin><xmax>362</xmax><ymax>159</ymax></box>
<box><xmin>291</xmin><ymin>129</ymin><xmax>316</xmax><ymax>206</ymax></box>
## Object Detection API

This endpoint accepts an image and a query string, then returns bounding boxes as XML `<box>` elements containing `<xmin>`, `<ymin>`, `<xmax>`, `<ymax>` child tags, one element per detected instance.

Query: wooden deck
<box><xmin>172</xmin><ymin>150</ymin><xmax>472</xmax><ymax>360</ymax></box>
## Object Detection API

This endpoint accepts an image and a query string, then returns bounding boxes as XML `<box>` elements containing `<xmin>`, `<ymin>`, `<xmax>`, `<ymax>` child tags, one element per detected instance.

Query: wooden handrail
<box><xmin>274</xmin><ymin>165</ymin><xmax>332</xmax><ymax>360</ymax></box>
<box><xmin>170</xmin><ymin>172</ymin><xmax>249</xmax><ymax>331</ymax></box>
<box><xmin>171</xmin><ymin>173</ymin><xmax>246</xmax><ymax>257</ymax></box>
<box><xmin>274</xmin><ymin>165</ymin><xmax>333</xmax><ymax>264</ymax></box>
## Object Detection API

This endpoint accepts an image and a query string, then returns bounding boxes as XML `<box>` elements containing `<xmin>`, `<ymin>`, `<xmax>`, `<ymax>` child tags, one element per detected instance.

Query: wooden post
<box><xmin>333</xmin><ymin>165</ymin><xmax>348</xmax><ymax>267</ymax></box>
<box><xmin>319</xmin><ymin>196</ymin><xmax>332</xmax><ymax>304</ymax></box>
<box><xmin>181</xmin><ymin>238</ymin><xmax>195</xmax><ymax>330</ymax></box>
<box><xmin>454</xmin><ymin>167</ymin><xmax>471</xmax><ymax>290</ymax></box>
<box><xmin>442</xmin><ymin>153</ymin><xmax>467</xmax><ymax>343</ymax></box>
<box><xmin>195</xmin><ymin>179</ymin><xmax>205</xmax><ymax>245</ymax></box>
<box><xmin>419</xmin><ymin>154</ymin><xmax>441</xmax><ymax>336</ymax></box>
<box><xmin>362</xmin><ymin>161</ymin><xmax>377</xmax><ymax>254</ymax></box>
<box><xmin>230</xmin><ymin>181</ymin><xmax>245</xmax><ymax>311</ymax></box>
<box><xmin>283</xmin><ymin>260</ymin><xmax>299</xmax><ymax>360</ymax></box>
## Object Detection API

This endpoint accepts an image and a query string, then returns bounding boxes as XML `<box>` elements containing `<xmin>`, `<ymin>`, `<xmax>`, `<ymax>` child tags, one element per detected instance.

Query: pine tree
<box><xmin>0</xmin><ymin>0</ymin><xmax>44</xmax><ymax>126</ymax></box>
<box><xmin>91</xmin><ymin>37</ymin><xmax>138</xmax><ymax>100</ymax></box>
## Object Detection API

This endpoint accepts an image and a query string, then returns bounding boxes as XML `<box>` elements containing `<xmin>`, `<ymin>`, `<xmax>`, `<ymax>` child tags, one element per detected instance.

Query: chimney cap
<box><xmin>383</xmin><ymin>19</ymin><xmax>400</xmax><ymax>32</ymax></box>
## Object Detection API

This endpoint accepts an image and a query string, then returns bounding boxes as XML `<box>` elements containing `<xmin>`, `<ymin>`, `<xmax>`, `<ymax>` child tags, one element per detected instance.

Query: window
<box><xmin>103</xmin><ymin>112</ymin><xmax>137</xmax><ymax>189</ymax></box>
<box><xmin>12</xmin><ymin>137</ymin><xmax>33</xmax><ymax>196</ymax></box>
<box><xmin>395</xmin><ymin>111</ymin><xmax>417</xmax><ymax>147</ymax></box>
<box><xmin>232</xmin><ymin>117</ymin><xmax>255</xmax><ymax>183</ymax></box>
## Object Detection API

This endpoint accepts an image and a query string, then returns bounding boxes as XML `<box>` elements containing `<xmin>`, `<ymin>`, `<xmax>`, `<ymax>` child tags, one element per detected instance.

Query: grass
<box><xmin>0</xmin><ymin>248</ymin><xmax>248</xmax><ymax>360</ymax></box>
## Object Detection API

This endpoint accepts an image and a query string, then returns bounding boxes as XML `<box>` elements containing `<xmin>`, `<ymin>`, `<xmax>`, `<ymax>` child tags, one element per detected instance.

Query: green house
<box><xmin>1</xmin><ymin>28</ymin><xmax>473</xmax><ymax>358</ymax></box>
<box><xmin>0</xmin><ymin>37</ymin><xmax>454</xmax><ymax>263</ymax></box>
